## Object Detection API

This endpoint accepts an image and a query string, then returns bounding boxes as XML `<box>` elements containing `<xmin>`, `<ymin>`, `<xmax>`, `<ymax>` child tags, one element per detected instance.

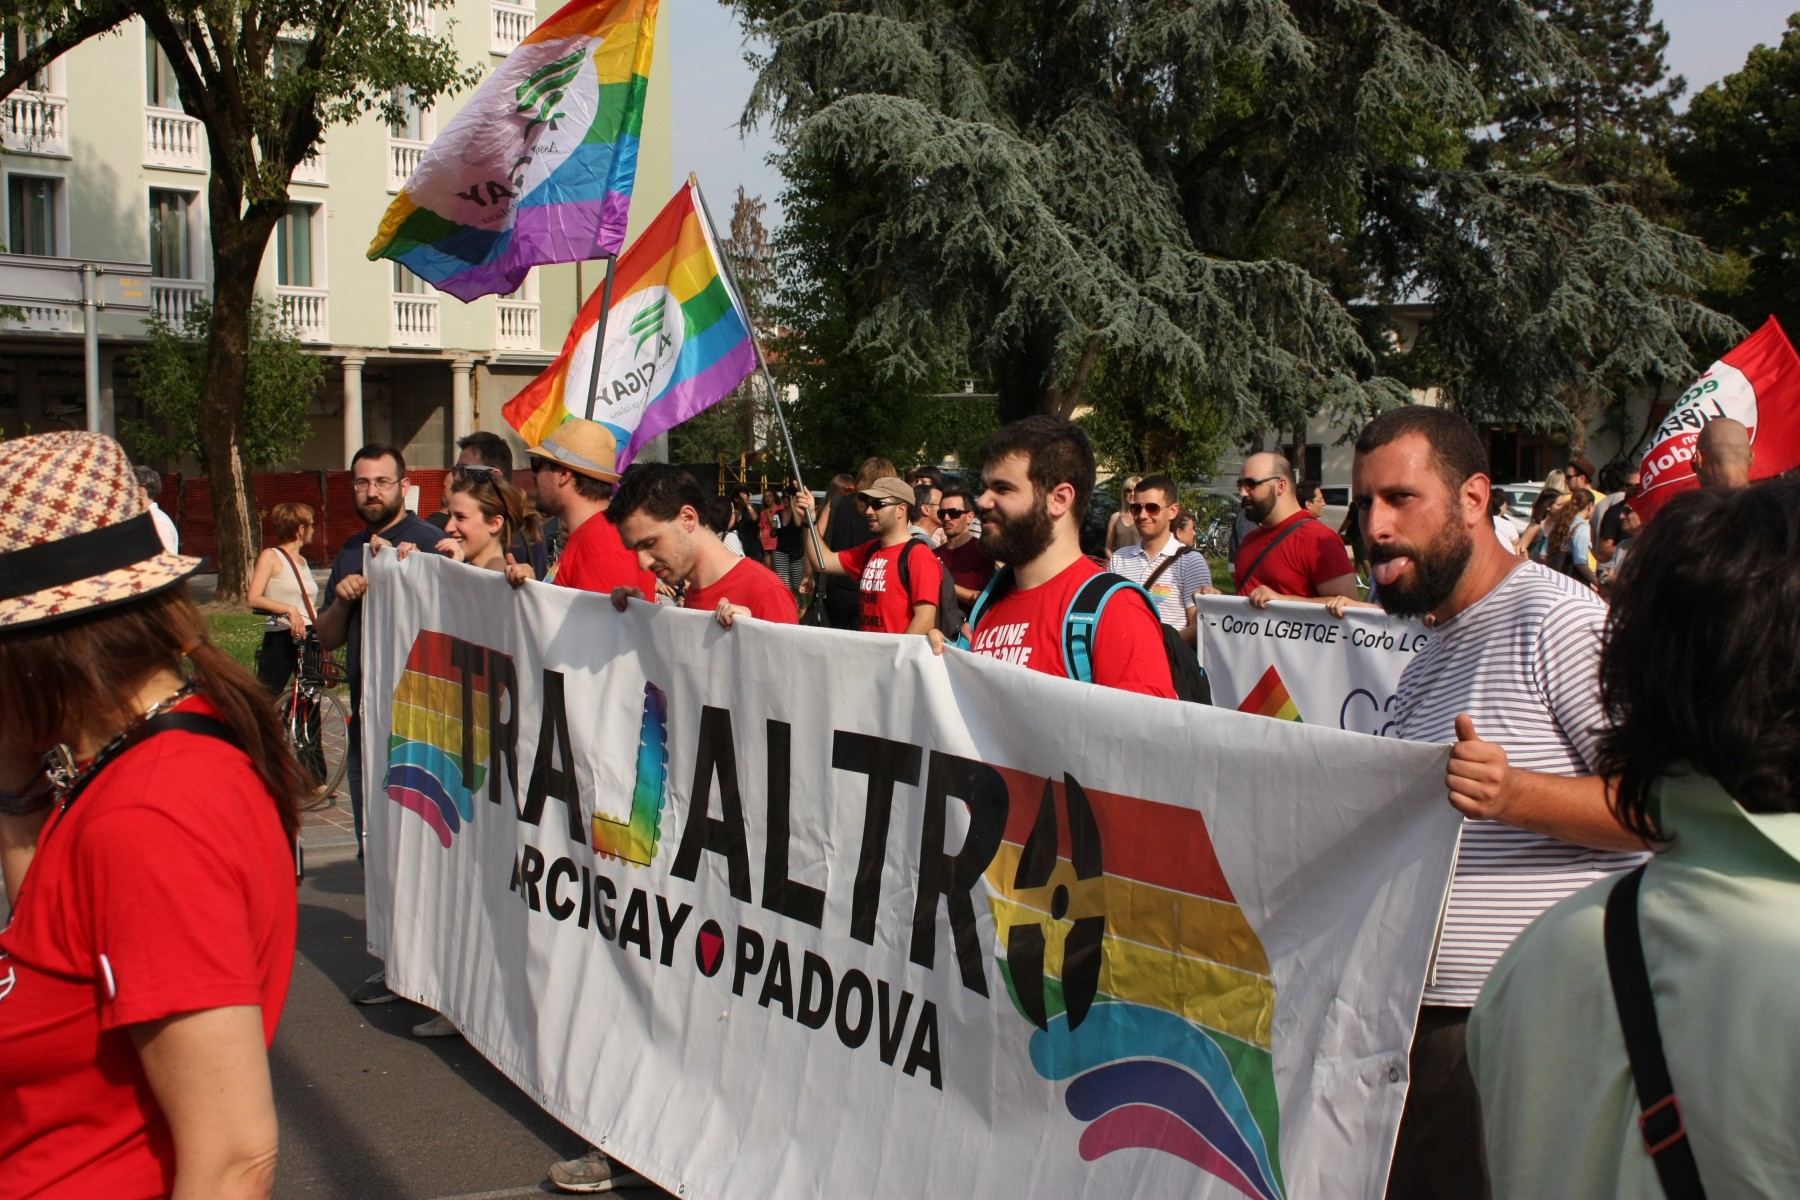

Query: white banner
<box><xmin>1197</xmin><ymin>597</ymin><xmax>1430</xmax><ymax>736</ymax></box>
<box><xmin>362</xmin><ymin>554</ymin><xmax>1460</xmax><ymax>1200</ymax></box>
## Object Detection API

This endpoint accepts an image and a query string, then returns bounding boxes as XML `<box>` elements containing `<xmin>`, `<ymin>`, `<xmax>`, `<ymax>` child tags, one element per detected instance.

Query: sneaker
<box><xmin>350</xmin><ymin>971</ymin><xmax>398</xmax><ymax>1005</ymax></box>
<box><xmin>411</xmin><ymin>1012</ymin><xmax>459</xmax><ymax>1038</ymax></box>
<box><xmin>548</xmin><ymin>1148</ymin><xmax>648</xmax><ymax>1193</ymax></box>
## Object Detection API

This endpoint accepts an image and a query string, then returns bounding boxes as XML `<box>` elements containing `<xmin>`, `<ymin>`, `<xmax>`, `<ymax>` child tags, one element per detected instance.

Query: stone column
<box><xmin>451</xmin><ymin>356</ymin><xmax>475</xmax><ymax>442</ymax></box>
<box><xmin>342</xmin><ymin>354</ymin><xmax>366</xmax><ymax>467</ymax></box>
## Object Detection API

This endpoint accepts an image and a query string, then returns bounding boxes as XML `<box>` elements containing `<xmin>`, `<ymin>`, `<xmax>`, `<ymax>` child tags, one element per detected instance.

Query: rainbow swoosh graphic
<box><xmin>986</xmin><ymin>768</ymin><xmax>1285</xmax><ymax>1200</ymax></box>
<box><xmin>593</xmin><ymin>681</ymin><xmax>669</xmax><ymax>865</ymax></box>
<box><xmin>1240</xmin><ymin>664</ymin><xmax>1301</xmax><ymax>722</ymax></box>
<box><xmin>384</xmin><ymin>632</ymin><xmax>505</xmax><ymax>847</ymax></box>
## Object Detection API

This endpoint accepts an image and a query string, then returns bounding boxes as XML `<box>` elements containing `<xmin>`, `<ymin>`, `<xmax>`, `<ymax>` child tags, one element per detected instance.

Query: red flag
<box><xmin>1633</xmin><ymin>317</ymin><xmax>1800</xmax><ymax>522</ymax></box>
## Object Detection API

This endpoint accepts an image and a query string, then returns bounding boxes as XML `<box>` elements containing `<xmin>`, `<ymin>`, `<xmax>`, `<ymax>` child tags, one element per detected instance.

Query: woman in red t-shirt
<box><xmin>0</xmin><ymin>432</ymin><xmax>305</xmax><ymax>1200</ymax></box>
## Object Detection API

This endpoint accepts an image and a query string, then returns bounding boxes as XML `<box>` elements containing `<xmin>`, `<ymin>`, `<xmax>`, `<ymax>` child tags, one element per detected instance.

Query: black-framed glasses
<box><xmin>451</xmin><ymin>463</ymin><xmax>502</xmax><ymax>482</ymax></box>
<box><xmin>1236</xmin><ymin>475</ymin><xmax>1282</xmax><ymax>491</ymax></box>
<box><xmin>938</xmin><ymin>506</ymin><xmax>969</xmax><ymax>520</ymax></box>
<box><xmin>1128</xmin><ymin>502</ymin><xmax>1167</xmax><ymax>516</ymax></box>
<box><xmin>856</xmin><ymin>496</ymin><xmax>903</xmax><ymax>511</ymax></box>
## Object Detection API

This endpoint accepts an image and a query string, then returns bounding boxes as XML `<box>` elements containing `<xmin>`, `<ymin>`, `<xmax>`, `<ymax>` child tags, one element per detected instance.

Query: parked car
<box><xmin>1501</xmin><ymin>482</ymin><xmax>1543</xmax><ymax>536</ymax></box>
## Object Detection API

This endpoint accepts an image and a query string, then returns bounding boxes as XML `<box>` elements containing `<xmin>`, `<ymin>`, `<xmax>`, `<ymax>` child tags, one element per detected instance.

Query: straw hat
<box><xmin>527</xmin><ymin>418</ymin><xmax>621</xmax><ymax>482</ymax></box>
<box><xmin>0</xmin><ymin>432</ymin><xmax>200</xmax><ymax>630</ymax></box>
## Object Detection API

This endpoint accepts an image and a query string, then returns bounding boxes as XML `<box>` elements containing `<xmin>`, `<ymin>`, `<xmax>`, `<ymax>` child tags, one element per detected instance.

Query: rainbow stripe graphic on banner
<box><xmin>1240</xmin><ymin>665</ymin><xmax>1301</xmax><ymax>722</ymax></box>
<box><xmin>985</xmin><ymin>768</ymin><xmax>1285</xmax><ymax>1200</ymax></box>
<box><xmin>593</xmin><ymin>681</ymin><xmax>669</xmax><ymax>865</ymax></box>
<box><xmin>367</xmin><ymin>0</ymin><xmax>658</xmax><ymax>301</ymax></box>
<box><xmin>501</xmin><ymin>180</ymin><xmax>757</xmax><ymax>466</ymax></box>
<box><xmin>384</xmin><ymin>632</ymin><xmax>508</xmax><ymax>848</ymax></box>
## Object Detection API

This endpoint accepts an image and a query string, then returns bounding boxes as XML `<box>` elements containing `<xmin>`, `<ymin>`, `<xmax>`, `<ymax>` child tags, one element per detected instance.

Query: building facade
<box><xmin>0</xmin><ymin>1</ymin><xmax>672</xmax><ymax>469</ymax></box>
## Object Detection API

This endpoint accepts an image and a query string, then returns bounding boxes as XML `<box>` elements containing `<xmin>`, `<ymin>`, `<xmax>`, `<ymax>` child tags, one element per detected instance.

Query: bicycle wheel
<box><xmin>282</xmin><ymin>688</ymin><xmax>351</xmax><ymax>810</ymax></box>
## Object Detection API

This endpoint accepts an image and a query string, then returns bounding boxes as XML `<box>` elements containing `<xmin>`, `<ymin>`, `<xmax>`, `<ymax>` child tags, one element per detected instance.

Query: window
<box><xmin>393</xmin><ymin>263</ymin><xmax>431</xmax><ymax>294</ymax></box>
<box><xmin>8</xmin><ymin>175</ymin><xmax>59</xmax><ymax>256</ymax></box>
<box><xmin>144</xmin><ymin>29</ymin><xmax>182</xmax><ymax>108</ymax></box>
<box><xmin>5</xmin><ymin>27</ymin><xmax>52</xmax><ymax>92</ymax></box>
<box><xmin>389</xmin><ymin>88</ymin><xmax>426</xmax><ymax>141</ymax></box>
<box><xmin>276</xmin><ymin>203</ymin><xmax>318</xmax><ymax>287</ymax></box>
<box><xmin>148</xmin><ymin>189</ymin><xmax>192</xmax><ymax>278</ymax></box>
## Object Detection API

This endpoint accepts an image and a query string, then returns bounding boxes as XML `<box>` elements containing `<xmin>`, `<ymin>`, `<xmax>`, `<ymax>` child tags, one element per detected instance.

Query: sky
<box><xmin>666</xmin><ymin>0</ymin><xmax>1795</xmax><ymax>234</ymax></box>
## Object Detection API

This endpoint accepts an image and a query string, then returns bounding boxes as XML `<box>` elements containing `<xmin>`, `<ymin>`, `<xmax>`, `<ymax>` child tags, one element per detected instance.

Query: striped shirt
<box><xmin>1106</xmin><ymin>540</ymin><xmax>1211</xmax><ymax>628</ymax></box>
<box><xmin>1394</xmin><ymin>561</ymin><xmax>1646</xmax><ymax>1007</ymax></box>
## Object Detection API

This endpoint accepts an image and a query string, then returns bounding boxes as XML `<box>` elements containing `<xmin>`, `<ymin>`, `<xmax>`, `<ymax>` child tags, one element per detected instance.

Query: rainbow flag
<box><xmin>384</xmin><ymin>632</ymin><xmax>505</xmax><ymax>849</ymax></box>
<box><xmin>366</xmin><ymin>0</ymin><xmax>658</xmax><ymax>302</ymax></box>
<box><xmin>1239</xmin><ymin>664</ymin><xmax>1302</xmax><ymax>722</ymax></box>
<box><xmin>502</xmin><ymin>180</ymin><xmax>757</xmax><ymax>466</ymax></box>
<box><xmin>984</xmin><ymin>767</ymin><xmax>1286</xmax><ymax>1200</ymax></box>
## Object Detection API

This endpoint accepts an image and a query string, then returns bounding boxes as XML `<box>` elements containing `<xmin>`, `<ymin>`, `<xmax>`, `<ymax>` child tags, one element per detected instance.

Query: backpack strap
<box><xmin>1140</xmin><ymin>546</ymin><xmax>1192</xmax><ymax>594</ymax></box>
<box><xmin>1062</xmin><ymin>572</ymin><xmax>1159</xmax><ymax>685</ymax></box>
<box><xmin>895</xmin><ymin>535</ymin><xmax>934</xmax><ymax>603</ymax></box>
<box><xmin>959</xmin><ymin>563</ymin><xmax>1017</xmax><ymax>650</ymax></box>
<box><xmin>1604</xmin><ymin>865</ymin><xmax>1708</xmax><ymax>1199</ymax></box>
<box><xmin>1234</xmin><ymin>517</ymin><xmax>1308</xmax><ymax>593</ymax></box>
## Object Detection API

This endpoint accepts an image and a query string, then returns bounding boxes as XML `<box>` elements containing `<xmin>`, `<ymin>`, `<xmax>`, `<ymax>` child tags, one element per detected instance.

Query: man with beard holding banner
<box><xmin>1351</xmin><ymin>406</ymin><xmax>1647</xmax><ymax>1200</ymax></box>
<box><xmin>604</xmin><ymin>463</ymin><xmax>798</xmax><ymax>626</ymax></box>
<box><xmin>940</xmin><ymin>416</ymin><xmax>1174</xmax><ymax>698</ymax></box>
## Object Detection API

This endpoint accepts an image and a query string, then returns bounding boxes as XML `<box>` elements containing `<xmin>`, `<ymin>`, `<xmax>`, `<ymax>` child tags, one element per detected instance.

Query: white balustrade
<box><xmin>391</xmin><ymin>295</ymin><xmax>440</xmax><ymax>347</ymax></box>
<box><xmin>2</xmin><ymin>302</ymin><xmax>75</xmax><ymax>332</ymax></box>
<box><xmin>403</xmin><ymin>0</ymin><xmax>433</xmax><ymax>35</ymax></box>
<box><xmin>145</xmin><ymin>109</ymin><xmax>206</xmax><ymax>170</ymax></box>
<box><xmin>291</xmin><ymin>148</ymin><xmax>327</xmax><ymax>186</ymax></box>
<box><xmin>491</xmin><ymin>2</ymin><xmax>534</xmax><ymax>54</ymax></box>
<box><xmin>151</xmin><ymin>280</ymin><xmax>208</xmax><ymax>327</ymax></box>
<box><xmin>276</xmin><ymin>285</ymin><xmax>330</xmax><ymax>343</ymax></box>
<box><xmin>388</xmin><ymin>138</ymin><xmax>427</xmax><ymax>191</ymax></box>
<box><xmin>1</xmin><ymin>93</ymin><xmax>68</xmax><ymax>156</ymax></box>
<box><xmin>495</xmin><ymin>299</ymin><xmax>540</xmax><ymax>351</ymax></box>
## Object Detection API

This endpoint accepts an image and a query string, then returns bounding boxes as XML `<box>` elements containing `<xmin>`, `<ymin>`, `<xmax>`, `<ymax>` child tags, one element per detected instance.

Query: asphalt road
<box><xmin>274</xmin><ymin>844</ymin><xmax>670</xmax><ymax>1200</ymax></box>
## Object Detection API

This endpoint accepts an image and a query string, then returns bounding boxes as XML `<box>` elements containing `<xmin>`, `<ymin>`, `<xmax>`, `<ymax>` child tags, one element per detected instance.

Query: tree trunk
<box><xmin>199</xmin><ymin>197</ymin><xmax>283</xmax><ymax>601</ymax></box>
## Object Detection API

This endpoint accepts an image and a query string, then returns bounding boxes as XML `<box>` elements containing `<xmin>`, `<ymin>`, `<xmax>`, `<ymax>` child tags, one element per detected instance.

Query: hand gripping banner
<box><xmin>361</xmin><ymin>553</ymin><xmax>1461</xmax><ymax>1199</ymax></box>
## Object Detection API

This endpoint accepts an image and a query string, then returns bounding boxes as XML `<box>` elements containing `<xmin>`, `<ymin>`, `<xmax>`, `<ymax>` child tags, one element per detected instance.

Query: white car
<box><xmin>1501</xmin><ymin>482</ymin><xmax>1544</xmax><ymax>536</ymax></box>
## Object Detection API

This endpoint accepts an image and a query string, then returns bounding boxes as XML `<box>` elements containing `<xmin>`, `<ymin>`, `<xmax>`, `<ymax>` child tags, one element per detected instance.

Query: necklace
<box><xmin>45</xmin><ymin>681</ymin><xmax>197</xmax><ymax>807</ymax></box>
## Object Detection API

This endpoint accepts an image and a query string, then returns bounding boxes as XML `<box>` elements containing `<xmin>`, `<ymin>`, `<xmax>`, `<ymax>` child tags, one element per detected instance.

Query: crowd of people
<box><xmin>1</xmin><ymin>401</ymin><xmax>1794</xmax><ymax>1199</ymax></box>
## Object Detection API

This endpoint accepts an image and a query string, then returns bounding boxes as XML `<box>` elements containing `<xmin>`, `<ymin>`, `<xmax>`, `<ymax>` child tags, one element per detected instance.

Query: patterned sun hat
<box><xmin>0</xmin><ymin>432</ymin><xmax>201</xmax><ymax>629</ymax></box>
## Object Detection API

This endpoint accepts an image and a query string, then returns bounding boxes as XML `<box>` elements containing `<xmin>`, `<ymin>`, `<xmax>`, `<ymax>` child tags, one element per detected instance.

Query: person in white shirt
<box><xmin>133</xmin><ymin>466</ymin><xmax>180</xmax><ymax>554</ymax></box>
<box><xmin>1104</xmin><ymin>474</ymin><xmax>1211</xmax><ymax>645</ymax></box>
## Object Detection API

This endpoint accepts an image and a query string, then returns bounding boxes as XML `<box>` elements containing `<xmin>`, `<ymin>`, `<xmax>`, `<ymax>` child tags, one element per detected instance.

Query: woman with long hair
<box><xmin>397</xmin><ymin>467</ymin><xmax>540</xmax><ymax>576</ymax></box>
<box><xmin>1545</xmin><ymin>486</ymin><xmax>1598</xmax><ymax>588</ymax></box>
<box><xmin>246</xmin><ymin>501</ymin><xmax>319</xmax><ymax>694</ymax></box>
<box><xmin>1104</xmin><ymin>475</ymin><xmax>1142</xmax><ymax>557</ymax></box>
<box><xmin>0</xmin><ymin>432</ymin><xmax>303</xmax><ymax>1199</ymax></box>
<box><xmin>1469</xmin><ymin>479</ymin><xmax>1800</xmax><ymax>1198</ymax></box>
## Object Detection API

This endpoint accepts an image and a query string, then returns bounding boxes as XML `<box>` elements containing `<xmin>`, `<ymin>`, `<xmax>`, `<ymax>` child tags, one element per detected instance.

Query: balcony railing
<box><xmin>1</xmin><ymin>92</ymin><xmax>68</xmax><ymax>156</ymax></box>
<box><xmin>388</xmin><ymin>138</ymin><xmax>426</xmax><ymax>192</ymax></box>
<box><xmin>495</xmin><ymin>299</ymin><xmax>540</xmax><ymax>351</ymax></box>
<box><xmin>145</xmin><ymin>109</ymin><xmax>206</xmax><ymax>171</ymax></box>
<box><xmin>276</xmin><ymin>285</ymin><xmax>329</xmax><ymax>344</ymax></box>
<box><xmin>491</xmin><ymin>1</ymin><xmax>535</xmax><ymax>54</ymax></box>
<box><xmin>403</xmin><ymin>0</ymin><xmax>433</xmax><ymax>35</ymax></box>
<box><xmin>151</xmin><ymin>280</ymin><xmax>207</xmax><ymax>327</ymax></box>
<box><xmin>1</xmin><ymin>302</ymin><xmax>75</xmax><ymax>332</ymax></box>
<box><xmin>391</xmin><ymin>295</ymin><xmax>440</xmax><ymax>348</ymax></box>
<box><xmin>291</xmin><ymin>149</ymin><xmax>327</xmax><ymax>186</ymax></box>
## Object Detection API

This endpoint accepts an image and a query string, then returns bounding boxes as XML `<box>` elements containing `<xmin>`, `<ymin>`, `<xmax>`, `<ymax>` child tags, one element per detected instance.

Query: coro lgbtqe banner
<box><xmin>1197</xmin><ymin>597</ymin><xmax>1428</xmax><ymax>736</ymax></box>
<box><xmin>362</xmin><ymin>554</ymin><xmax>1460</xmax><ymax>1199</ymax></box>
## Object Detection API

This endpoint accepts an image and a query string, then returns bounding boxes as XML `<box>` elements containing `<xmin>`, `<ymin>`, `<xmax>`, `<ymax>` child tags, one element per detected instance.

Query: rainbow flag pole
<box><xmin>580</xmin><ymin>254</ymin><xmax>618</xmax><ymax>422</ymax></box>
<box><xmin>686</xmin><ymin>174</ymin><xmax>825</xmax><ymax>565</ymax></box>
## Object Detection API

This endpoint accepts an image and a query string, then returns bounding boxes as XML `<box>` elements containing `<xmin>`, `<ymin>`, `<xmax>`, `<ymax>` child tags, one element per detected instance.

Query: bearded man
<box><xmin>1351</xmin><ymin>406</ymin><xmax>1646</xmax><ymax>1200</ymax></box>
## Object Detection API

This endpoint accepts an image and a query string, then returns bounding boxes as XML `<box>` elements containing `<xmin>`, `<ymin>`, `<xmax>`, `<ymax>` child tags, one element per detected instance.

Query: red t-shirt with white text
<box><xmin>1233</xmin><ymin>511</ymin><xmax>1353</xmax><ymax>596</ymax></box>
<box><xmin>966</xmin><ymin>557</ymin><xmax>1175</xmax><ymax>698</ymax></box>
<box><xmin>837</xmin><ymin>539</ymin><xmax>943</xmax><ymax>634</ymax></box>
<box><xmin>684</xmin><ymin>558</ymin><xmax>798</xmax><ymax>624</ymax></box>
<box><xmin>0</xmin><ymin>698</ymin><xmax>297</xmax><ymax>1200</ymax></box>
<box><xmin>554</xmin><ymin>512</ymin><xmax>657</xmax><ymax>598</ymax></box>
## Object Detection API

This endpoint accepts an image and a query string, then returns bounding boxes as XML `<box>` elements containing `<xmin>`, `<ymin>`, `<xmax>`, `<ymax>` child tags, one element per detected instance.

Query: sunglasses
<box><xmin>1128</xmin><ymin>502</ymin><xmax>1168</xmax><ymax>516</ymax></box>
<box><xmin>938</xmin><ymin>507</ymin><xmax>969</xmax><ymax>520</ymax></box>
<box><xmin>856</xmin><ymin>496</ymin><xmax>904</xmax><ymax>511</ymax></box>
<box><xmin>451</xmin><ymin>463</ymin><xmax>502</xmax><ymax>482</ymax></box>
<box><xmin>1236</xmin><ymin>475</ymin><xmax>1283</xmax><ymax>491</ymax></box>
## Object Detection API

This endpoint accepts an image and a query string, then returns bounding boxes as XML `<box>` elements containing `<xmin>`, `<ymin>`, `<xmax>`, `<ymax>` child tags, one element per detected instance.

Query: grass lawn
<box><xmin>205</xmin><ymin>607</ymin><xmax>269</xmax><ymax>675</ymax></box>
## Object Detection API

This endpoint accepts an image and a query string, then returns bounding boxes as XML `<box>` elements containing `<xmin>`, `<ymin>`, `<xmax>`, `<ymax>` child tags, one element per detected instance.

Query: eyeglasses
<box><xmin>528</xmin><ymin>457</ymin><xmax>554</xmax><ymax>474</ymax></box>
<box><xmin>451</xmin><ymin>463</ymin><xmax>502</xmax><ymax>482</ymax></box>
<box><xmin>352</xmin><ymin>477</ymin><xmax>399</xmax><ymax>494</ymax></box>
<box><xmin>1128</xmin><ymin>502</ymin><xmax>1167</xmax><ymax>517</ymax></box>
<box><xmin>856</xmin><ymin>496</ymin><xmax>904</xmax><ymax>511</ymax></box>
<box><xmin>938</xmin><ymin>507</ymin><xmax>969</xmax><ymax>520</ymax></box>
<box><xmin>1236</xmin><ymin>475</ymin><xmax>1282</xmax><ymax>491</ymax></box>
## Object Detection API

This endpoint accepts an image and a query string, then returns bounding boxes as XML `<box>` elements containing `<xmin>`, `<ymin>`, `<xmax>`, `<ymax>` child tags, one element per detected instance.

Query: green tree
<box><xmin>0</xmin><ymin>0</ymin><xmax>478</xmax><ymax>597</ymax></box>
<box><xmin>1672</xmin><ymin>14</ymin><xmax>1800</xmax><ymax>339</ymax></box>
<box><xmin>125</xmin><ymin>298</ymin><xmax>326</xmax><ymax>470</ymax></box>
<box><xmin>731</xmin><ymin>0</ymin><xmax>1737</xmax><ymax>458</ymax></box>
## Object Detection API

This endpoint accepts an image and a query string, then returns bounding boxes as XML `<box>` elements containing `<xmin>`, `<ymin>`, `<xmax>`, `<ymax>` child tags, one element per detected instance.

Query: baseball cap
<box><xmin>856</xmin><ymin>477</ymin><xmax>914</xmax><ymax>505</ymax></box>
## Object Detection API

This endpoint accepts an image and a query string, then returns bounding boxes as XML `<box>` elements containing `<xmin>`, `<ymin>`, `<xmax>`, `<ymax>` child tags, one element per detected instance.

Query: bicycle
<box><xmin>271</xmin><ymin>627</ymin><xmax>351</xmax><ymax>811</ymax></box>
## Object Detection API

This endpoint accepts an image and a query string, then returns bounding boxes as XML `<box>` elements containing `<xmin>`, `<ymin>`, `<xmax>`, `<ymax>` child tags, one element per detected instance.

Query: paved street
<box><xmin>278</xmin><ymin>837</ymin><xmax>675</xmax><ymax>1200</ymax></box>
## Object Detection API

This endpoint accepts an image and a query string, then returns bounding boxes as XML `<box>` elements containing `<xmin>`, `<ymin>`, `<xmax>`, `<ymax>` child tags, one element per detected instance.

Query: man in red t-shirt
<box><xmin>604</xmin><ymin>463</ymin><xmax>798</xmax><ymax>626</ymax></box>
<box><xmin>937</xmin><ymin>416</ymin><xmax>1174</xmax><ymax>699</ymax></box>
<box><xmin>1223</xmin><ymin>451</ymin><xmax>1358</xmax><ymax>608</ymax></box>
<box><xmin>933</xmin><ymin>484</ymin><xmax>994</xmax><ymax>621</ymax></box>
<box><xmin>794</xmin><ymin>476</ymin><xmax>942</xmax><ymax>635</ymax></box>
<box><xmin>507</xmin><ymin>418</ymin><xmax>657</xmax><ymax>600</ymax></box>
